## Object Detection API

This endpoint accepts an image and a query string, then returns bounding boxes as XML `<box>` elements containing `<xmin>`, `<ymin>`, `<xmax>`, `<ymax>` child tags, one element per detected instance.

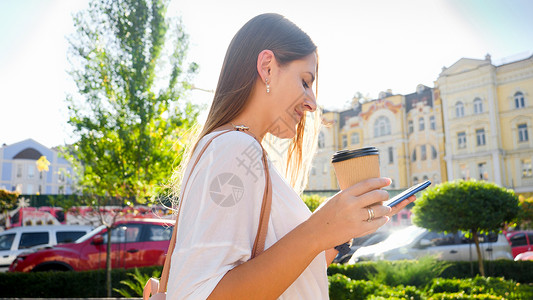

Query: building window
<box><xmin>58</xmin><ymin>168</ymin><xmax>66</xmax><ymax>183</ymax></box>
<box><xmin>318</xmin><ymin>132</ymin><xmax>325</xmax><ymax>149</ymax></box>
<box><xmin>419</xmin><ymin>117</ymin><xmax>425</xmax><ymax>131</ymax></box>
<box><xmin>58</xmin><ymin>186</ymin><xmax>65</xmax><ymax>195</ymax></box>
<box><xmin>473</xmin><ymin>98</ymin><xmax>483</xmax><ymax>114</ymax></box>
<box><xmin>411</xmin><ymin>149</ymin><xmax>417</xmax><ymax>162</ymax></box>
<box><xmin>522</xmin><ymin>159</ymin><xmax>532</xmax><ymax>178</ymax></box>
<box><xmin>455</xmin><ymin>101</ymin><xmax>465</xmax><ymax>118</ymax></box>
<box><xmin>374</xmin><ymin>116</ymin><xmax>391</xmax><ymax>137</ymax></box>
<box><xmin>518</xmin><ymin>124</ymin><xmax>529</xmax><ymax>142</ymax></box>
<box><xmin>476</xmin><ymin>129</ymin><xmax>486</xmax><ymax>146</ymax></box>
<box><xmin>351</xmin><ymin>132</ymin><xmax>359</xmax><ymax>145</ymax></box>
<box><xmin>460</xmin><ymin>164</ymin><xmax>470</xmax><ymax>180</ymax></box>
<box><xmin>423</xmin><ymin>175</ymin><xmax>429</xmax><ymax>181</ymax></box>
<box><xmin>413</xmin><ymin>177</ymin><xmax>419</xmax><ymax>185</ymax></box>
<box><xmin>342</xmin><ymin>135</ymin><xmax>347</xmax><ymax>148</ymax></box>
<box><xmin>514</xmin><ymin>92</ymin><xmax>525</xmax><ymax>109</ymax></box>
<box><xmin>431</xmin><ymin>145</ymin><xmax>437</xmax><ymax>159</ymax></box>
<box><xmin>38</xmin><ymin>185</ymin><xmax>42</xmax><ymax>194</ymax></box>
<box><xmin>478</xmin><ymin>162</ymin><xmax>488</xmax><ymax>180</ymax></box>
<box><xmin>458</xmin><ymin>132</ymin><xmax>466</xmax><ymax>149</ymax></box>
<box><xmin>388</xmin><ymin>147</ymin><xmax>394</xmax><ymax>164</ymax></box>
<box><xmin>17</xmin><ymin>164</ymin><xmax>22</xmax><ymax>178</ymax></box>
<box><xmin>421</xmin><ymin>145</ymin><xmax>427</xmax><ymax>160</ymax></box>
<box><xmin>28</xmin><ymin>165</ymin><xmax>35</xmax><ymax>179</ymax></box>
<box><xmin>408</xmin><ymin>120</ymin><xmax>414</xmax><ymax>134</ymax></box>
<box><xmin>429</xmin><ymin>116</ymin><xmax>436</xmax><ymax>130</ymax></box>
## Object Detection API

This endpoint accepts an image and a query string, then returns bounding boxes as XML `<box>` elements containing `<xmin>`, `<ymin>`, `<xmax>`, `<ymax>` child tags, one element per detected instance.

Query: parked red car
<box><xmin>9</xmin><ymin>218</ymin><xmax>174</xmax><ymax>272</ymax></box>
<box><xmin>505</xmin><ymin>230</ymin><xmax>533</xmax><ymax>258</ymax></box>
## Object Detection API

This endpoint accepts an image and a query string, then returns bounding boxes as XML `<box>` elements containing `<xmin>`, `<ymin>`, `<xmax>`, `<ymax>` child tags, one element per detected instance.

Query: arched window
<box><xmin>413</xmin><ymin>177</ymin><xmax>419</xmax><ymax>185</ymax></box>
<box><xmin>423</xmin><ymin>175</ymin><xmax>429</xmax><ymax>181</ymax></box>
<box><xmin>431</xmin><ymin>145</ymin><xmax>437</xmax><ymax>159</ymax></box>
<box><xmin>374</xmin><ymin>116</ymin><xmax>391</xmax><ymax>137</ymax></box>
<box><xmin>429</xmin><ymin>116</ymin><xmax>436</xmax><ymax>130</ymax></box>
<box><xmin>473</xmin><ymin>98</ymin><xmax>483</xmax><ymax>114</ymax></box>
<box><xmin>411</xmin><ymin>149</ymin><xmax>417</xmax><ymax>162</ymax></box>
<box><xmin>515</xmin><ymin>92</ymin><xmax>525</xmax><ymax>108</ymax></box>
<box><xmin>455</xmin><ymin>101</ymin><xmax>465</xmax><ymax>118</ymax></box>
<box><xmin>318</xmin><ymin>132</ymin><xmax>325</xmax><ymax>148</ymax></box>
<box><xmin>419</xmin><ymin>117</ymin><xmax>425</xmax><ymax>131</ymax></box>
<box><xmin>351</xmin><ymin>132</ymin><xmax>360</xmax><ymax>145</ymax></box>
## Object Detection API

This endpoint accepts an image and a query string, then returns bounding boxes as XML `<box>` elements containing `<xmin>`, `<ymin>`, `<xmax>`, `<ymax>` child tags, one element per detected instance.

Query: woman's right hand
<box><xmin>307</xmin><ymin>177</ymin><xmax>393</xmax><ymax>252</ymax></box>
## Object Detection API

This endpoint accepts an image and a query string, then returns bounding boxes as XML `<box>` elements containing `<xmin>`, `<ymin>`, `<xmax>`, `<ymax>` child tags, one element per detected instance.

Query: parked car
<box><xmin>514</xmin><ymin>251</ymin><xmax>533</xmax><ymax>261</ymax></box>
<box><xmin>9</xmin><ymin>219</ymin><xmax>174</xmax><ymax>272</ymax></box>
<box><xmin>333</xmin><ymin>231</ymin><xmax>390</xmax><ymax>264</ymax></box>
<box><xmin>348</xmin><ymin>225</ymin><xmax>513</xmax><ymax>264</ymax></box>
<box><xmin>505</xmin><ymin>230</ymin><xmax>533</xmax><ymax>258</ymax></box>
<box><xmin>0</xmin><ymin>225</ymin><xmax>93</xmax><ymax>272</ymax></box>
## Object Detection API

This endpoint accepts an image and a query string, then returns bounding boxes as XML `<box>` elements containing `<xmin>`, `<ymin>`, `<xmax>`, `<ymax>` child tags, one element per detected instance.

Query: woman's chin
<box><xmin>271</xmin><ymin>126</ymin><xmax>297</xmax><ymax>139</ymax></box>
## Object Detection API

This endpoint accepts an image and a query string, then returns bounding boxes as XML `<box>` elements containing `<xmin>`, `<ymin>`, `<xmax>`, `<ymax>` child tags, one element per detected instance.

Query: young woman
<box><xmin>166</xmin><ymin>13</ymin><xmax>415</xmax><ymax>299</ymax></box>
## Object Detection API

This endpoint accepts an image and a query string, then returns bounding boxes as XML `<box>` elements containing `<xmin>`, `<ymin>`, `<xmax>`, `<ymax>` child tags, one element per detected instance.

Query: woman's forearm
<box><xmin>208</xmin><ymin>219</ymin><xmax>323</xmax><ymax>299</ymax></box>
<box><xmin>325</xmin><ymin>248</ymin><xmax>338</xmax><ymax>266</ymax></box>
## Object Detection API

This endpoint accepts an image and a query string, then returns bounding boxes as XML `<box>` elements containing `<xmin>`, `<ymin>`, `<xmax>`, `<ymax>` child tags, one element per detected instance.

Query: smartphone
<box><xmin>385</xmin><ymin>180</ymin><xmax>431</xmax><ymax>207</ymax></box>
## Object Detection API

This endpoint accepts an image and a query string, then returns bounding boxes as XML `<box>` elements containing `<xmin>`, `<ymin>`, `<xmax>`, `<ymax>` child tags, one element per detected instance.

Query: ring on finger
<box><xmin>366</xmin><ymin>207</ymin><xmax>375</xmax><ymax>222</ymax></box>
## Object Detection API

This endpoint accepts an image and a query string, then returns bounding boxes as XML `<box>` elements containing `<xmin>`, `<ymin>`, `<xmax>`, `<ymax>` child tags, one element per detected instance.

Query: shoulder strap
<box><xmin>158</xmin><ymin>127</ymin><xmax>272</xmax><ymax>293</ymax></box>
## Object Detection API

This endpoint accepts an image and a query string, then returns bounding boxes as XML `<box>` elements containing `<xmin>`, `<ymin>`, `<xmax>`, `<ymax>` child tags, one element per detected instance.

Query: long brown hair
<box><xmin>172</xmin><ymin>13</ymin><xmax>320</xmax><ymax>200</ymax></box>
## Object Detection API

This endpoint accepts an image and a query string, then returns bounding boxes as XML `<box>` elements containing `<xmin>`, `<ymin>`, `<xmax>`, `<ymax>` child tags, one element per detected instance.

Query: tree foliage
<box><xmin>64</xmin><ymin>0</ymin><xmax>198</xmax><ymax>296</ymax></box>
<box><xmin>517</xmin><ymin>195</ymin><xmax>533</xmax><ymax>230</ymax></box>
<box><xmin>64</xmin><ymin>0</ymin><xmax>199</xmax><ymax>203</ymax></box>
<box><xmin>411</xmin><ymin>180</ymin><xmax>520</xmax><ymax>277</ymax></box>
<box><xmin>0</xmin><ymin>189</ymin><xmax>19</xmax><ymax>212</ymax></box>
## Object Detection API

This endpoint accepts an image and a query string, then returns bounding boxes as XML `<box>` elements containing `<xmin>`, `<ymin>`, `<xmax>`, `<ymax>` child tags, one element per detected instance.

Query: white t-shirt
<box><xmin>166</xmin><ymin>130</ymin><xmax>329</xmax><ymax>299</ymax></box>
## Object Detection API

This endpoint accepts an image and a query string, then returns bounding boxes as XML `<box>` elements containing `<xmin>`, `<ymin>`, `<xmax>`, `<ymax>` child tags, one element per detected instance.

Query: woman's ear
<box><xmin>257</xmin><ymin>50</ymin><xmax>274</xmax><ymax>82</ymax></box>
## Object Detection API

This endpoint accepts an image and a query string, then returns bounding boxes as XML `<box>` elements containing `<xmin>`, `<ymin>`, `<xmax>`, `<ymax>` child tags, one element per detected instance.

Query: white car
<box><xmin>0</xmin><ymin>225</ymin><xmax>93</xmax><ymax>271</ymax></box>
<box><xmin>348</xmin><ymin>225</ymin><xmax>513</xmax><ymax>264</ymax></box>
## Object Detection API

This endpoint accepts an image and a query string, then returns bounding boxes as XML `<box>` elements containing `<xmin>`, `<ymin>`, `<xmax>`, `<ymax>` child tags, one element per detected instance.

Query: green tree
<box><xmin>516</xmin><ymin>195</ymin><xmax>533</xmax><ymax>230</ymax></box>
<box><xmin>411</xmin><ymin>180</ymin><xmax>519</xmax><ymax>277</ymax></box>
<box><xmin>64</xmin><ymin>0</ymin><xmax>199</xmax><ymax>296</ymax></box>
<box><xmin>0</xmin><ymin>189</ymin><xmax>19</xmax><ymax>228</ymax></box>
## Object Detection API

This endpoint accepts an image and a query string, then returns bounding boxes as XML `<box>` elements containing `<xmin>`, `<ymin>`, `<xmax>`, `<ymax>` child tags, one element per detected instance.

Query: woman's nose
<box><xmin>303</xmin><ymin>91</ymin><xmax>317</xmax><ymax>112</ymax></box>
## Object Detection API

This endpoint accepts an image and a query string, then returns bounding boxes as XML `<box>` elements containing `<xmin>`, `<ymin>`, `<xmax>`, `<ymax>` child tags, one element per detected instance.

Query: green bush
<box><xmin>328</xmin><ymin>274</ymin><xmax>387</xmax><ymax>300</ymax></box>
<box><xmin>328</xmin><ymin>262</ymin><xmax>374</xmax><ymax>280</ymax></box>
<box><xmin>302</xmin><ymin>194</ymin><xmax>326</xmax><ymax>212</ymax></box>
<box><xmin>329</xmin><ymin>260</ymin><xmax>533</xmax><ymax>283</ymax></box>
<box><xmin>367</xmin><ymin>256</ymin><xmax>450</xmax><ymax>288</ymax></box>
<box><xmin>428</xmin><ymin>292</ymin><xmax>502</xmax><ymax>300</ymax></box>
<box><xmin>427</xmin><ymin>276</ymin><xmax>533</xmax><ymax>300</ymax></box>
<box><xmin>0</xmin><ymin>266</ymin><xmax>162</xmax><ymax>298</ymax></box>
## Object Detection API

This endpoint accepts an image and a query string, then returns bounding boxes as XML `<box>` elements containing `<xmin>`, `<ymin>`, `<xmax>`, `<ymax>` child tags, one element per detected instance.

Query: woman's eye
<box><xmin>302</xmin><ymin>80</ymin><xmax>309</xmax><ymax>88</ymax></box>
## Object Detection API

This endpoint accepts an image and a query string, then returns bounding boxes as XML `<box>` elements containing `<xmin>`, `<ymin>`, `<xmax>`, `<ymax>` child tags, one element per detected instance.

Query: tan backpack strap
<box><xmin>251</xmin><ymin>142</ymin><xmax>272</xmax><ymax>258</ymax></box>
<box><xmin>157</xmin><ymin>127</ymin><xmax>272</xmax><ymax>292</ymax></box>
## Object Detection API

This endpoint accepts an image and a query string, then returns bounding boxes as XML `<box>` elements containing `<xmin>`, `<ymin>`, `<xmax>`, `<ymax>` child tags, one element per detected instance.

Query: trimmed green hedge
<box><xmin>329</xmin><ymin>274</ymin><xmax>533</xmax><ymax>300</ymax></box>
<box><xmin>0</xmin><ymin>261</ymin><xmax>531</xmax><ymax>298</ymax></box>
<box><xmin>328</xmin><ymin>260</ymin><xmax>533</xmax><ymax>283</ymax></box>
<box><xmin>0</xmin><ymin>266</ymin><xmax>162</xmax><ymax>298</ymax></box>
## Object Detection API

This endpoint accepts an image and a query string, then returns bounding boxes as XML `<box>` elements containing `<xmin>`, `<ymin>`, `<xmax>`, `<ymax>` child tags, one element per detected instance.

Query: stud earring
<box><xmin>265</xmin><ymin>78</ymin><xmax>270</xmax><ymax>93</ymax></box>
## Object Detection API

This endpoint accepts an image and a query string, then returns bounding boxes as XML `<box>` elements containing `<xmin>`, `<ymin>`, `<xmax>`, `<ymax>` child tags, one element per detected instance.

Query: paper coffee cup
<box><xmin>332</xmin><ymin>147</ymin><xmax>380</xmax><ymax>190</ymax></box>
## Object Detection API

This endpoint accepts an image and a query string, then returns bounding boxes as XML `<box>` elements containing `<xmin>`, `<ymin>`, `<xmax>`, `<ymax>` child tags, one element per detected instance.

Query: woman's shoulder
<box><xmin>201</xmin><ymin>130</ymin><xmax>261</xmax><ymax>153</ymax></box>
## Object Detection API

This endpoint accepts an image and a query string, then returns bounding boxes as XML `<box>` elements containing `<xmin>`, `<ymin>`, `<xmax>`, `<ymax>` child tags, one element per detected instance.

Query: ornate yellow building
<box><xmin>307</xmin><ymin>54</ymin><xmax>532</xmax><ymax>196</ymax></box>
<box><xmin>437</xmin><ymin>54</ymin><xmax>533</xmax><ymax>194</ymax></box>
<box><xmin>308</xmin><ymin>86</ymin><xmax>447</xmax><ymax>191</ymax></box>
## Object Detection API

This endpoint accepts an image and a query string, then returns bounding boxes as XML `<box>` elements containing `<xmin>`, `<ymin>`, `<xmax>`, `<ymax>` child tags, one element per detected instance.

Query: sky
<box><xmin>1</xmin><ymin>0</ymin><xmax>533</xmax><ymax>148</ymax></box>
